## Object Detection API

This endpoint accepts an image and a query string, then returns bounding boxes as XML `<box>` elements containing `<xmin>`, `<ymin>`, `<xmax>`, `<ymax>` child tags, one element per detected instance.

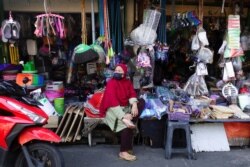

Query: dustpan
<box><xmin>73</xmin><ymin>44</ymin><xmax>99</xmax><ymax>64</ymax></box>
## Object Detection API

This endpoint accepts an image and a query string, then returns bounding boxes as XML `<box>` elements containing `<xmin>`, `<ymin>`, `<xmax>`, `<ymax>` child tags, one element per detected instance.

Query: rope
<box><xmin>198</xmin><ymin>0</ymin><xmax>204</xmax><ymax>25</ymax></box>
<box><xmin>43</xmin><ymin>0</ymin><xmax>51</xmax><ymax>52</ymax></box>
<box><xmin>103</xmin><ymin>0</ymin><xmax>109</xmax><ymax>48</ymax></box>
<box><xmin>81</xmin><ymin>0</ymin><xmax>87</xmax><ymax>44</ymax></box>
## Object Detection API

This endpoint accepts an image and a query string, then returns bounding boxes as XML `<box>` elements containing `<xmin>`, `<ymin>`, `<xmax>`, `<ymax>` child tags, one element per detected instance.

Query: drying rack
<box><xmin>36</xmin><ymin>13</ymin><xmax>64</xmax><ymax>20</ymax></box>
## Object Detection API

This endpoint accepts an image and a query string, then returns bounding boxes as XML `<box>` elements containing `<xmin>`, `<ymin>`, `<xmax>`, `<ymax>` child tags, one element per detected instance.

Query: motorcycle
<box><xmin>0</xmin><ymin>80</ymin><xmax>64</xmax><ymax>167</ymax></box>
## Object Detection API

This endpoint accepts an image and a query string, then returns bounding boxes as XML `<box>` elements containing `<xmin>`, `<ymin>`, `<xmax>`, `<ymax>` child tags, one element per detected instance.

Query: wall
<box><xmin>3</xmin><ymin>0</ymin><xmax>98</xmax><ymax>13</ymax></box>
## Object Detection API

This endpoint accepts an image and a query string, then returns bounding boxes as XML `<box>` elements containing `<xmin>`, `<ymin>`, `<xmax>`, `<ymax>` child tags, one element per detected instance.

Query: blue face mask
<box><xmin>113</xmin><ymin>73</ymin><xmax>123</xmax><ymax>80</ymax></box>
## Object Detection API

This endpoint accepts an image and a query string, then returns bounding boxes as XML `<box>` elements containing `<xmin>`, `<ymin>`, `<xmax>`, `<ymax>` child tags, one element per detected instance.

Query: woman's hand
<box><xmin>123</xmin><ymin>113</ymin><xmax>133</xmax><ymax>120</ymax></box>
<box><xmin>131</xmin><ymin>103</ymin><xmax>138</xmax><ymax>117</ymax></box>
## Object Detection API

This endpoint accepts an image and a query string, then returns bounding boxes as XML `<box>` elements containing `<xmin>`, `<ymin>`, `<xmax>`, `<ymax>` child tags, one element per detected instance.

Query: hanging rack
<box><xmin>36</xmin><ymin>13</ymin><xmax>64</xmax><ymax>19</ymax></box>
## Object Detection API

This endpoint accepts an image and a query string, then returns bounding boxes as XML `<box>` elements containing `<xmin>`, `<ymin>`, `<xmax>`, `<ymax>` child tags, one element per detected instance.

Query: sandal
<box><xmin>119</xmin><ymin>153</ymin><xmax>136</xmax><ymax>161</ymax></box>
<box><xmin>122</xmin><ymin>118</ymin><xmax>135</xmax><ymax>129</ymax></box>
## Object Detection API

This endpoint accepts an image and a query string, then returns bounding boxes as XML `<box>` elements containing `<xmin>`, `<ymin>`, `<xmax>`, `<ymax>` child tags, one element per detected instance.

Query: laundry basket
<box><xmin>143</xmin><ymin>9</ymin><xmax>161</xmax><ymax>31</ymax></box>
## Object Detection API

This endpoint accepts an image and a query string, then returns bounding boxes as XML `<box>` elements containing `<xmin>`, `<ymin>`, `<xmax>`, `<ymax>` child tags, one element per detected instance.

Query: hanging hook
<box><xmin>9</xmin><ymin>11</ymin><xmax>13</xmax><ymax>22</ymax></box>
<box><xmin>189</xmin><ymin>62</ymin><xmax>196</xmax><ymax>70</ymax></box>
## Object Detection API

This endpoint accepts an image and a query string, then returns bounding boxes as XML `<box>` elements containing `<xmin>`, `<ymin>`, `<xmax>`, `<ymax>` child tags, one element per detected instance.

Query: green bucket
<box><xmin>54</xmin><ymin>98</ymin><xmax>65</xmax><ymax>115</ymax></box>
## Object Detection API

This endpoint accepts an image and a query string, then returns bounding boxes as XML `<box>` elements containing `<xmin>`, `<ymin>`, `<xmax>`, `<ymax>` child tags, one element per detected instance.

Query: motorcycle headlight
<box><xmin>7</xmin><ymin>100</ymin><xmax>46</xmax><ymax>123</ymax></box>
<box><xmin>20</xmin><ymin>108</ymin><xmax>46</xmax><ymax>123</ymax></box>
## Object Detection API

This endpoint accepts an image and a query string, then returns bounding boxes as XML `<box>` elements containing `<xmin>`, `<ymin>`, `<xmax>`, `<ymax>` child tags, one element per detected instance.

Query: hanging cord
<box><xmin>103</xmin><ymin>0</ymin><xmax>109</xmax><ymax>48</ymax></box>
<box><xmin>198</xmin><ymin>0</ymin><xmax>204</xmax><ymax>25</ymax></box>
<box><xmin>81</xmin><ymin>0</ymin><xmax>87</xmax><ymax>44</ymax></box>
<box><xmin>221</xmin><ymin>0</ymin><xmax>225</xmax><ymax>14</ymax></box>
<box><xmin>43</xmin><ymin>0</ymin><xmax>51</xmax><ymax>53</ymax></box>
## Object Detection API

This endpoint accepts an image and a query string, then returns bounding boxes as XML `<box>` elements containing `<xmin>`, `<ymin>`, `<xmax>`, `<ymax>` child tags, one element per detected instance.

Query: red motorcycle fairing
<box><xmin>0</xmin><ymin>116</ymin><xmax>33</xmax><ymax>150</ymax></box>
<box><xmin>0</xmin><ymin>96</ymin><xmax>48</xmax><ymax>122</ymax></box>
<box><xmin>18</xmin><ymin>127</ymin><xmax>61</xmax><ymax>145</ymax></box>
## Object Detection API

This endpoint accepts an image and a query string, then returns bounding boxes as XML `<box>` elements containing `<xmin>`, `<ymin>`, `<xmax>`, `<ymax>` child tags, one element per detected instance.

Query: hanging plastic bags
<box><xmin>183</xmin><ymin>73</ymin><xmax>209</xmax><ymax>96</ymax></box>
<box><xmin>196</xmin><ymin>46</ymin><xmax>214</xmax><ymax>64</ymax></box>
<box><xmin>191</xmin><ymin>32</ymin><xmax>200</xmax><ymax>51</ymax></box>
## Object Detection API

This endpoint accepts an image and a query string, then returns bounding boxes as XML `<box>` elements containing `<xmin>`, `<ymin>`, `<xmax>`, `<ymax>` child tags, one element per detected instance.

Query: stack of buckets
<box><xmin>45</xmin><ymin>81</ymin><xmax>65</xmax><ymax>116</ymax></box>
<box><xmin>16</xmin><ymin>61</ymin><xmax>44</xmax><ymax>87</ymax></box>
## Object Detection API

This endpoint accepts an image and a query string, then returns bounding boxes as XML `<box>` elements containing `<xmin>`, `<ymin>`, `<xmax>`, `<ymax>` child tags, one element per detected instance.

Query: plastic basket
<box><xmin>168</xmin><ymin>111</ymin><xmax>191</xmax><ymax>121</ymax></box>
<box><xmin>143</xmin><ymin>9</ymin><xmax>161</xmax><ymax>31</ymax></box>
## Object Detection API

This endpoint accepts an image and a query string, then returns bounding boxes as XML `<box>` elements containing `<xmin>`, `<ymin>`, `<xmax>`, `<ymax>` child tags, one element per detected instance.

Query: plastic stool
<box><xmin>165</xmin><ymin>121</ymin><xmax>195</xmax><ymax>159</ymax></box>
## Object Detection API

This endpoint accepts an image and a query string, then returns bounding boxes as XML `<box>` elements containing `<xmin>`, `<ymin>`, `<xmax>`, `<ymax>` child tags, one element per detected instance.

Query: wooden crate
<box><xmin>56</xmin><ymin>104</ymin><xmax>84</xmax><ymax>143</ymax></box>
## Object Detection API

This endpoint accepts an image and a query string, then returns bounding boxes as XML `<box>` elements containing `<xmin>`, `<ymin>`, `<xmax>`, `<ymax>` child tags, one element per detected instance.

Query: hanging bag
<box><xmin>191</xmin><ymin>31</ymin><xmax>200</xmax><ymax>51</ymax></box>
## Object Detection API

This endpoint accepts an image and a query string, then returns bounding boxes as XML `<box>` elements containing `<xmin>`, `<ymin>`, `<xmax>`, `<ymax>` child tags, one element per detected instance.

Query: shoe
<box><xmin>122</xmin><ymin>118</ymin><xmax>135</xmax><ymax>129</ymax></box>
<box><xmin>119</xmin><ymin>153</ymin><xmax>136</xmax><ymax>161</ymax></box>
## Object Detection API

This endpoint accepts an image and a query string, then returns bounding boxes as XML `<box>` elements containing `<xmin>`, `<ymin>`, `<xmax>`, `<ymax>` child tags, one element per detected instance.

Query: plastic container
<box><xmin>238</xmin><ymin>94</ymin><xmax>250</xmax><ymax>110</ymax></box>
<box><xmin>143</xmin><ymin>9</ymin><xmax>161</xmax><ymax>31</ymax></box>
<box><xmin>54</xmin><ymin>98</ymin><xmax>65</xmax><ymax>116</ymax></box>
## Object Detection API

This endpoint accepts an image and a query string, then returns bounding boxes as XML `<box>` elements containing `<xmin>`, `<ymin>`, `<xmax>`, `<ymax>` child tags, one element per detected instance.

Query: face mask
<box><xmin>113</xmin><ymin>73</ymin><xmax>123</xmax><ymax>80</ymax></box>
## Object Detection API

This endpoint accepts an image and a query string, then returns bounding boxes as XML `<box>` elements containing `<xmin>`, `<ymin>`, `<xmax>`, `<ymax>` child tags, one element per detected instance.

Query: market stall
<box><xmin>0</xmin><ymin>0</ymin><xmax>250</xmax><ymax>154</ymax></box>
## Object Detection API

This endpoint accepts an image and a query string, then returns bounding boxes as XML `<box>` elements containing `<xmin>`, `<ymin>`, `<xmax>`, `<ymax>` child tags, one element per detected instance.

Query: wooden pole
<box><xmin>199</xmin><ymin>0</ymin><xmax>204</xmax><ymax>24</ymax></box>
<box><xmin>81</xmin><ymin>0</ymin><xmax>87</xmax><ymax>44</ymax></box>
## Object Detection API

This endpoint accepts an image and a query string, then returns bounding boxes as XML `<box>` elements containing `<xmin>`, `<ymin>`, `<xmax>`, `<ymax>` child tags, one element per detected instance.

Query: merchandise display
<box><xmin>1</xmin><ymin>0</ymin><xmax>250</xmax><ymax>156</ymax></box>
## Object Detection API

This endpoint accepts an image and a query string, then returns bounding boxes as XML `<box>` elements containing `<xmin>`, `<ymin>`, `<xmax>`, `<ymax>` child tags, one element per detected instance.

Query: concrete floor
<box><xmin>59</xmin><ymin>144</ymin><xmax>250</xmax><ymax>167</ymax></box>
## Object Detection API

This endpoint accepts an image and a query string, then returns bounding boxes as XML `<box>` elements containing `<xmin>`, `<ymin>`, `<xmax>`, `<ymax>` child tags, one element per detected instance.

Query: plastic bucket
<box><xmin>54</xmin><ymin>98</ymin><xmax>65</xmax><ymax>115</ymax></box>
<box><xmin>238</xmin><ymin>94</ymin><xmax>250</xmax><ymax>110</ymax></box>
<box><xmin>32</xmin><ymin>74</ymin><xmax>44</xmax><ymax>86</ymax></box>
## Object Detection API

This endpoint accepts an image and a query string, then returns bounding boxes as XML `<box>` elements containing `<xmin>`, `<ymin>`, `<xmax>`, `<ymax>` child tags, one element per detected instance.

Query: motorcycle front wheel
<box><xmin>15</xmin><ymin>143</ymin><xmax>64</xmax><ymax>167</ymax></box>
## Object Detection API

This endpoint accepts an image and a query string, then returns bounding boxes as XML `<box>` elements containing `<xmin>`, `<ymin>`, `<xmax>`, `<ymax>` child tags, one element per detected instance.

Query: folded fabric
<box><xmin>84</xmin><ymin>90</ymin><xmax>104</xmax><ymax>118</ymax></box>
<box><xmin>140</xmin><ymin>98</ymin><xmax>167</xmax><ymax>120</ymax></box>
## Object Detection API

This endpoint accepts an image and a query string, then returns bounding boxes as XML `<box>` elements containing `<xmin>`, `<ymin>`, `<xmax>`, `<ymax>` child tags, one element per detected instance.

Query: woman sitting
<box><xmin>100</xmin><ymin>63</ymin><xmax>139</xmax><ymax>161</ymax></box>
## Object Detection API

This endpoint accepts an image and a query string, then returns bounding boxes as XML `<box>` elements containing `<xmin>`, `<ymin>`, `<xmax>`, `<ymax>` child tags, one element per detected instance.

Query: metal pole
<box><xmin>91</xmin><ymin>0</ymin><xmax>96</xmax><ymax>43</ymax></box>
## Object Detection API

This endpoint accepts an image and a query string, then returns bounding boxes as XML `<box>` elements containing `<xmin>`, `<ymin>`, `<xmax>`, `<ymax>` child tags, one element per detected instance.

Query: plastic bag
<box><xmin>155</xmin><ymin>43</ymin><xmax>169</xmax><ymax>62</ymax></box>
<box><xmin>197</xmin><ymin>27</ymin><xmax>209</xmax><ymax>46</ymax></box>
<box><xmin>137</xmin><ymin>51</ymin><xmax>151</xmax><ymax>68</ymax></box>
<box><xmin>155</xmin><ymin>86</ymin><xmax>175</xmax><ymax>102</ymax></box>
<box><xmin>183</xmin><ymin>73</ymin><xmax>209</xmax><ymax>96</ymax></box>
<box><xmin>196</xmin><ymin>46</ymin><xmax>214</xmax><ymax>64</ymax></box>
<box><xmin>232</xmin><ymin>56</ymin><xmax>242</xmax><ymax>72</ymax></box>
<box><xmin>130</xmin><ymin>24</ymin><xmax>157</xmax><ymax>45</ymax></box>
<box><xmin>139</xmin><ymin>98</ymin><xmax>167</xmax><ymax>120</ymax></box>
<box><xmin>191</xmin><ymin>33</ymin><xmax>200</xmax><ymax>51</ymax></box>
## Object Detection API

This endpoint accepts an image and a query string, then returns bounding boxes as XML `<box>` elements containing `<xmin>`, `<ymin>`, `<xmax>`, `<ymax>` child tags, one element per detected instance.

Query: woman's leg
<box><xmin>120</xmin><ymin>128</ymin><xmax>133</xmax><ymax>152</ymax></box>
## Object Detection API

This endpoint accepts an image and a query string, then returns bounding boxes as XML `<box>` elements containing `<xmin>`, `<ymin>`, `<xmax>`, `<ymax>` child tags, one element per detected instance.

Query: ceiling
<box><xmin>166</xmin><ymin>0</ymin><xmax>250</xmax><ymax>8</ymax></box>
